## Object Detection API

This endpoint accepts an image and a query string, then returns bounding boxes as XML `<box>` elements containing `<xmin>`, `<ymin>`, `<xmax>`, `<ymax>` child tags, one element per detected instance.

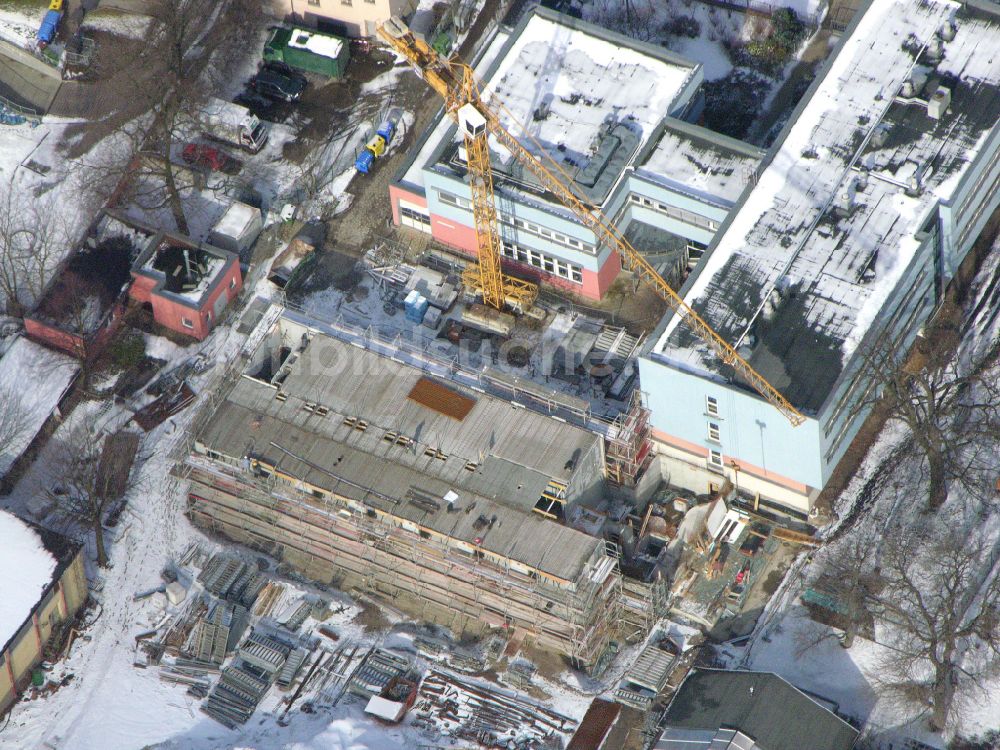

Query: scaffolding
<box><xmin>605</xmin><ymin>391</ymin><xmax>652</xmax><ymax>487</ymax></box>
<box><xmin>185</xmin><ymin>455</ymin><xmax>623</xmax><ymax>670</ymax></box>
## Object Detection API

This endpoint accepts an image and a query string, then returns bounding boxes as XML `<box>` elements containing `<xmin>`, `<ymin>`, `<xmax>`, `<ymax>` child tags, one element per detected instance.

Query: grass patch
<box><xmin>106</xmin><ymin>331</ymin><xmax>147</xmax><ymax>371</ymax></box>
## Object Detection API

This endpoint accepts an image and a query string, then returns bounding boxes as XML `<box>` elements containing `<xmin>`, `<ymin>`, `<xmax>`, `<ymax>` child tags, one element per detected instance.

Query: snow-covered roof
<box><xmin>0</xmin><ymin>511</ymin><xmax>57</xmax><ymax>651</ymax></box>
<box><xmin>364</xmin><ymin>695</ymin><xmax>406</xmax><ymax>722</ymax></box>
<box><xmin>481</xmin><ymin>13</ymin><xmax>696</xmax><ymax>176</ymax></box>
<box><xmin>0</xmin><ymin>336</ymin><xmax>79</xmax><ymax>476</ymax></box>
<box><xmin>638</xmin><ymin>120</ymin><xmax>764</xmax><ymax>206</ymax></box>
<box><xmin>652</xmin><ymin>0</ymin><xmax>1000</xmax><ymax>413</ymax></box>
<box><xmin>211</xmin><ymin>202</ymin><xmax>261</xmax><ymax>240</ymax></box>
<box><xmin>399</xmin><ymin>8</ymin><xmax>699</xmax><ymax>205</ymax></box>
<box><xmin>288</xmin><ymin>28</ymin><xmax>343</xmax><ymax>59</ymax></box>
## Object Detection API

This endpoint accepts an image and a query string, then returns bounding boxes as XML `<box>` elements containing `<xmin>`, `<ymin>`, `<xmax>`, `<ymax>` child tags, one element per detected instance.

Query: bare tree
<box><xmin>798</xmin><ymin>519</ymin><xmax>885</xmax><ymax>652</ymax></box>
<box><xmin>0</xmin><ymin>186</ymin><xmax>69</xmax><ymax>315</ymax></box>
<box><xmin>89</xmin><ymin>0</ymin><xmax>264</xmax><ymax>234</ymax></box>
<box><xmin>854</xmin><ymin>335</ymin><xmax>1000</xmax><ymax>510</ymax></box>
<box><xmin>48</xmin><ymin>426</ymin><xmax>140</xmax><ymax>567</ymax></box>
<box><xmin>812</xmin><ymin>518</ymin><xmax>1000</xmax><ymax>731</ymax></box>
<box><xmin>875</xmin><ymin>523</ymin><xmax>1000</xmax><ymax>731</ymax></box>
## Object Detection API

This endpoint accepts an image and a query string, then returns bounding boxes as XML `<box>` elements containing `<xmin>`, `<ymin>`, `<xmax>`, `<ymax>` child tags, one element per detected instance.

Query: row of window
<box><xmin>500</xmin><ymin>241</ymin><xmax>584</xmax><ymax>284</ymax></box>
<box><xmin>628</xmin><ymin>193</ymin><xmax>719</xmax><ymax>231</ymax></box>
<box><xmin>705</xmin><ymin>396</ymin><xmax>723</xmax><ymax>470</ymax></box>
<box><xmin>436</xmin><ymin>190</ymin><xmax>597</xmax><ymax>255</ymax></box>
<box><xmin>510</xmin><ymin>217</ymin><xmax>596</xmax><ymax>253</ymax></box>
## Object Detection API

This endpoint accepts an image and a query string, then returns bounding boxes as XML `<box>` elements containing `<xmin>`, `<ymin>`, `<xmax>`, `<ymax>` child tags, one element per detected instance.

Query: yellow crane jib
<box><xmin>377</xmin><ymin>19</ymin><xmax>804</xmax><ymax>427</ymax></box>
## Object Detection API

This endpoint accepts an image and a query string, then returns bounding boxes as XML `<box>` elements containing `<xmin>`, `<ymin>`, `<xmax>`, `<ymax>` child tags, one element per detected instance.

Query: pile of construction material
<box><xmin>191</xmin><ymin>601</ymin><xmax>249</xmax><ymax>664</ymax></box>
<box><xmin>203</xmin><ymin>629</ymin><xmax>293</xmax><ymax>727</ymax></box>
<box><xmin>416</xmin><ymin>670</ymin><xmax>576</xmax><ymax>747</ymax></box>
<box><xmin>159</xmin><ymin>658</ymin><xmax>219</xmax><ymax>697</ymax></box>
<box><xmin>348</xmin><ymin>649</ymin><xmax>412</xmax><ymax>698</ymax></box>
<box><xmin>198</xmin><ymin>553</ymin><xmax>268</xmax><ymax>607</ymax></box>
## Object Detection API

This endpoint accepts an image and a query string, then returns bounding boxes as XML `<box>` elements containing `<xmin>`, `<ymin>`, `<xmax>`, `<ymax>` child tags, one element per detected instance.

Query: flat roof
<box><xmin>129</xmin><ymin>218</ymin><xmax>235</xmax><ymax>307</ymax></box>
<box><xmin>652</xmin><ymin>0</ymin><xmax>1000</xmax><ymax>413</ymax></box>
<box><xmin>286</xmin><ymin>27</ymin><xmax>344</xmax><ymax>59</ymax></box>
<box><xmin>400</xmin><ymin>8</ymin><xmax>699</xmax><ymax>206</ymax></box>
<box><xmin>637</xmin><ymin>119</ymin><xmax>765</xmax><ymax>207</ymax></box>
<box><xmin>656</xmin><ymin>669</ymin><xmax>857</xmax><ymax>750</ymax></box>
<box><xmin>194</xmin><ymin>319</ymin><xmax>606</xmax><ymax>582</ymax></box>
<box><xmin>212</xmin><ymin>202</ymin><xmax>260</xmax><ymax>239</ymax></box>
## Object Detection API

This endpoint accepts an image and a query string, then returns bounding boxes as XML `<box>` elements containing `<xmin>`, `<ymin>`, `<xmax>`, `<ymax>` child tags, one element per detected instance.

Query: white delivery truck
<box><xmin>201</xmin><ymin>97</ymin><xmax>269</xmax><ymax>153</ymax></box>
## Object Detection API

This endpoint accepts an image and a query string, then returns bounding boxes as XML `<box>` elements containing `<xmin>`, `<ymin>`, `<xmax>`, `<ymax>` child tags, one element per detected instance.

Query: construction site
<box><xmin>181</xmin><ymin>308</ymin><xmax>803</xmax><ymax>669</ymax></box>
<box><xmin>3</xmin><ymin>0</ymin><xmax>1000</xmax><ymax>745</ymax></box>
<box><xmin>172</xmin><ymin>0</ymin><xmax>843</xmax><ymax>701</ymax></box>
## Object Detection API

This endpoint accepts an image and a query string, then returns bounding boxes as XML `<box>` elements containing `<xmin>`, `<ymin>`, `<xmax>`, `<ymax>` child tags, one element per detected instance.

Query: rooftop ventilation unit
<box><xmin>927</xmin><ymin>86</ymin><xmax>951</xmax><ymax>120</ymax></box>
<box><xmin>926</xmin><ymin>36</ymin><xmax>944</xmax><ymax>62</ymax></box>
<box><xmin>899</xmin><ymin>70</ymin><xmax>928</xmax><ymax>99</ymax></box>
<box><xmin>761</xmin><ymin>289</ymin><xmax>783</xmax><ymax>322</ymax></box>
<box><xmin>938</xmin><ymin>20</ymin><xmax>957</xmax><ymax>42</ymax></box>
<box><xmin>836</xmin><ymin>178</ymin><xmax>858</xmax><ymax>216</ymax></box>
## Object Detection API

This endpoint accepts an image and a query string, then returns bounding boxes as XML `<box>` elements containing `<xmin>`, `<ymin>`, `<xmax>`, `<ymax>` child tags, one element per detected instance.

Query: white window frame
<box><xmin>706</xmin><ymin>396</ymin><xmax>720</xmax><ymax>417</ymax></box>
<box><xmin>708</xmin><ymin>449</ymin><xmax>724</xmax><ymax>469</ymax></box>
<box><xmin>708</xmin><ymin>422</ymin><xmax>721</xmax><ymax>443</ymax></box>
<box><xmin>181</xmin><ymin>317</ymin><xmax>195</xmax><ymax>329</ymax></box>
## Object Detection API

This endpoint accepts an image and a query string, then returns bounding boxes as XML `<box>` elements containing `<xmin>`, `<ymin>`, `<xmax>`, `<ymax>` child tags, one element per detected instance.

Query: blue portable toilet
<box><xmin>354</xmin><ymin>148</ymin><xmax>375</xmax><ymax>174</ymax></box>
<box><xmin>376</xmin><ymin>119</ymin><xmax>396</xmax><ymax>146</ymax></box>
<box><xmin>37</xmin><ymin>9</ymin><xmax>62</xmax><ymax>47</ymax></box>
<box><xmin>404</xmin><ymin>290</ymin><xmax>428</xmax><ymax>324</ymax></box>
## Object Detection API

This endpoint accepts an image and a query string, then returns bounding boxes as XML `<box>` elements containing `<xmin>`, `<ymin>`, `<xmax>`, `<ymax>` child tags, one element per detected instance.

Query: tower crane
<box><xmin>378</xmin><ymin>18</ymin><xmax>805</xmax><ymax>427</ymax></box>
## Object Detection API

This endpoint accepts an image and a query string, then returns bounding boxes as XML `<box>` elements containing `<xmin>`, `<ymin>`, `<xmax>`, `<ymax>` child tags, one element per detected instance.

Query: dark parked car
<box><xmin>253</xmin><ymin>68</ymin><xmax>306</xmax><ymax>102</ymax></box>
<box><xmin>181</xmin><ymin>143</ymin><xmax>237</xmax><ymax>173</ymax></box>
<box><xmin>262</xmin><ymin>61</ymin><xmax>308</xmax><ymax>87</ymax></box>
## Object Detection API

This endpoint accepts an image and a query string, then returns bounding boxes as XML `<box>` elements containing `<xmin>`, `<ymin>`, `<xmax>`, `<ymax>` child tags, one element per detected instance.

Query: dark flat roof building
<box><xmin>655</xmin><ymin>669</ymin><xmax>858</xmax><ymax>750</ymax></box>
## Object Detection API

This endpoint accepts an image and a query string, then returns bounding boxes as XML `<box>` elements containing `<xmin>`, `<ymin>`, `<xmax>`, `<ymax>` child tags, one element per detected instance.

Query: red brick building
<box><xmin>129</xmin><ymin>232</ymin><xmax>242</xmax><ymax>341</ymax></box>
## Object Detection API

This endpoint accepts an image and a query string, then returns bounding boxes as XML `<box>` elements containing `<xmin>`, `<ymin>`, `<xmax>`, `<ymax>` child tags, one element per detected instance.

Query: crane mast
<box><xmin>378</xmin><ymin>19</ymin><xmax>805</xmax><ymax>427</ymax></box>
<box><xmin>380</xmin><ymin>18</ymin><xmax>536</xmax><ymax>312</ymax></box>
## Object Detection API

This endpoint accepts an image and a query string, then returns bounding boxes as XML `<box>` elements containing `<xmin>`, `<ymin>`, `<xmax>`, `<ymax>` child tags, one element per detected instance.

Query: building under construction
<box><xmin>184</xmin><ymin>313</ymin><xmax>634</xmax><ymax>667</ymax></box>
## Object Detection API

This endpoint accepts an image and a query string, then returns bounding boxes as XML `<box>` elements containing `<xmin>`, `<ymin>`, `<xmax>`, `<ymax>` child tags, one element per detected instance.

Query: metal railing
<box><xmin>0</xmin><ymin>94</ymin><xmax>41</xmax><ymax>123</ymax></box>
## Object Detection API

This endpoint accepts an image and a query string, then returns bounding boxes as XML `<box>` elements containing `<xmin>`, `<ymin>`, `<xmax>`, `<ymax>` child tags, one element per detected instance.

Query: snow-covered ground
<box><xmin>80</xmin><ymin>9</ymin><xmax>153</xmax><ymax>39</ymax></box>
<box><xmin>0</xmin><ymin>5</ymin><xmax>37</xmax><ymax>48</ymax></box>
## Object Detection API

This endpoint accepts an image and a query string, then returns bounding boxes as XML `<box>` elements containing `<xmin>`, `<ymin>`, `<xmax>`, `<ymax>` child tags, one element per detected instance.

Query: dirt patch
<box><xmin>519</xmin><ymin>640</ymin><xmax>573</xmax><ymax>682</ymax></box>
<box><xmin>537</xmin><ymin>276</ymin><xmax>669</xmax><ymax>337</ymax></box>
<box><xmin>352</xmin><ymin>599</ymin><xmax>391</xmax><ymax>633</ymax></box>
